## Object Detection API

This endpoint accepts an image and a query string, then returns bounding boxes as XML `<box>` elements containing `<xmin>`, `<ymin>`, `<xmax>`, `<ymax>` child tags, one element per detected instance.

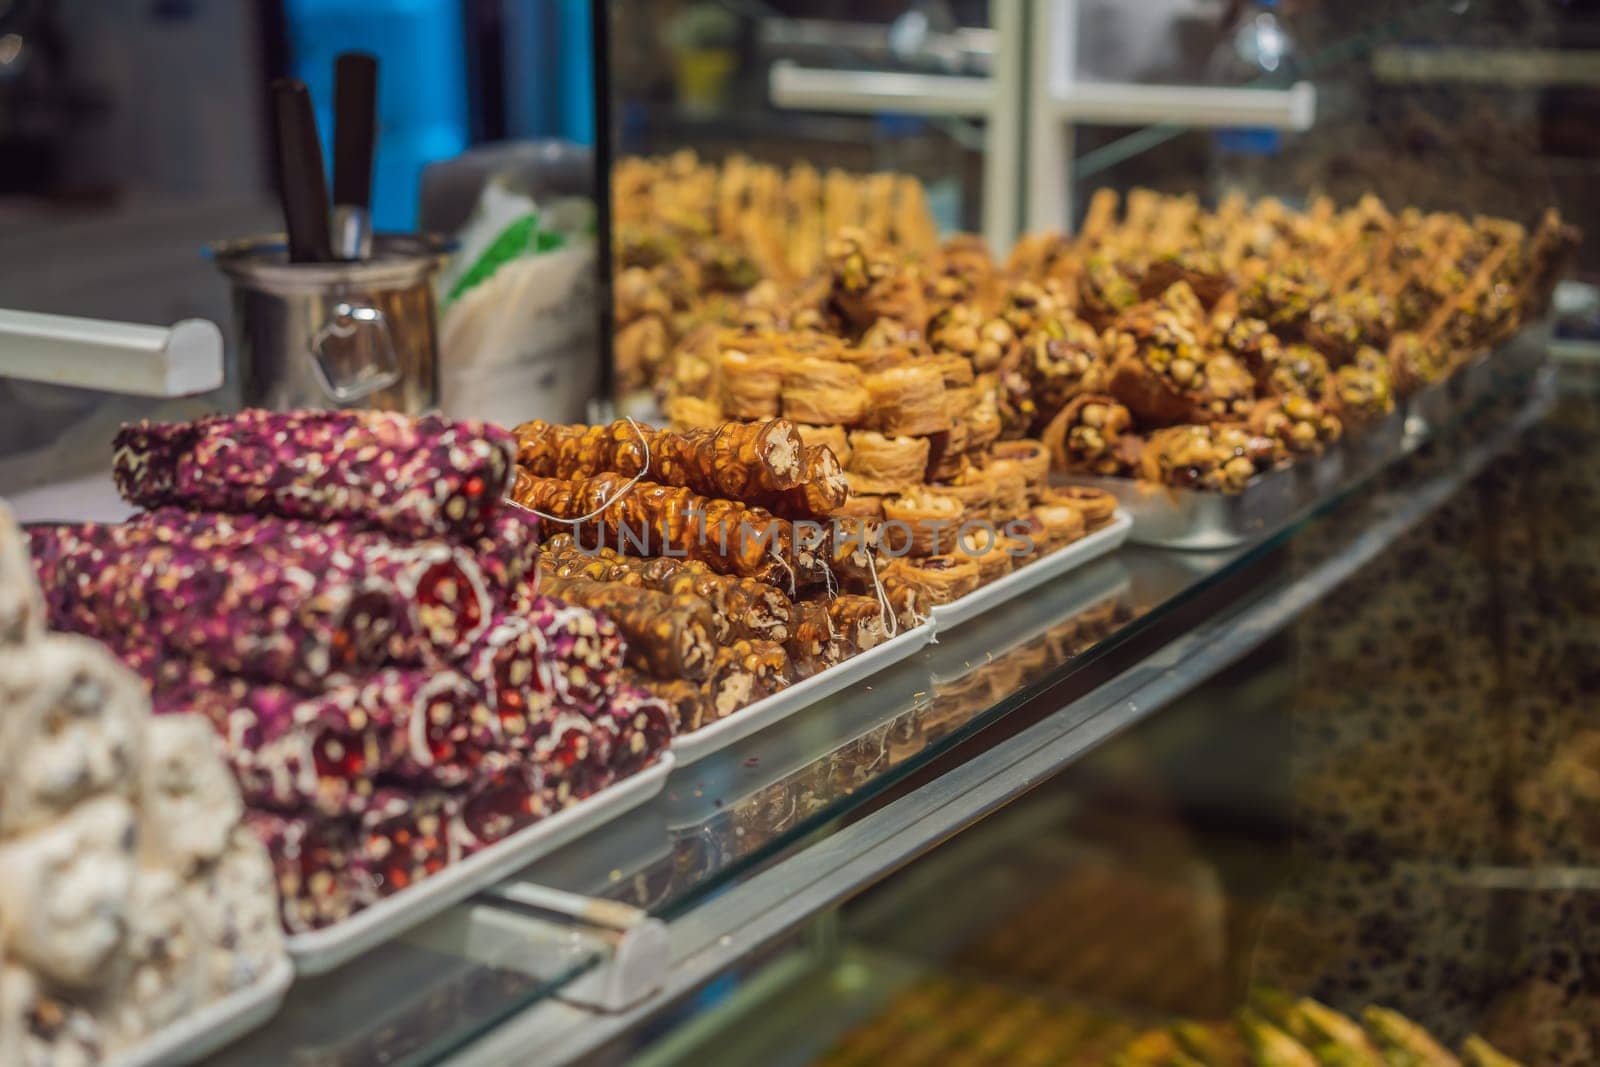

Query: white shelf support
<box><xmin>1025</xmin><ymin>0</ymin><xmax>1317</xmax><ymax>234</ymax></box>
<box><xmin>0</xmin><ymin>309</ymin><xmax>224</xmax><ymax>397</ymax></box>
<box><xmin>768</xmin><ymin>62</ymin><xmax>994</xmax><ymax>117</ymax></box>
<box><xmin>766</xmin><ymin>0</ymin><xmax>1026</xmax><ymax>256</ymax></box>
<box><xmin>1051</xmin><ymin>80</ymin><xmax>1316</xmax><ymax>129</ymax></box>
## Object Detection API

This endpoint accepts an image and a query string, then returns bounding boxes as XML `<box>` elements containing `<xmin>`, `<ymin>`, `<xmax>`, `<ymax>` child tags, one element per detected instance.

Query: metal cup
<box><xmin>210</xmin><ymin>233</ymin><xmax>450</xmax><ymax>413</ymax></box>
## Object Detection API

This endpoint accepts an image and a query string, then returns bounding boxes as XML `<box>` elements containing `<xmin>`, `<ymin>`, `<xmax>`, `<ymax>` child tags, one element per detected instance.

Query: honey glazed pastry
<box><xmin>955</xmin><ymin>524</ymin><xmax>1014</xmax><ymax>584</ymax></box>
<box><xmin>1248</xmin><ymin>396</ymin><xmax>1342</xmax><ymax>455</ymax></box>
<box><xmin>922</xmin><ymin>422</ymin><xmax>971</xmax><ymax>483</ymax></box>
<box><xmin>882</xmin><ymin>554</ymin><xmax>983</xmax><ymax>607</ymax></box>
<box><xmin>989</xmin><ymin>439</ymin><xmax>1051</xmax><ymax>491</ymax></box>
<box><xmin>1030</xmin><ymin>502</ymin><xmax>1087</xmax><ymax>549</ymax></box>
<box><xmin>716</xmin><ymin>349</ymin><xmax>785</xmax><ymax>419</ymax></box>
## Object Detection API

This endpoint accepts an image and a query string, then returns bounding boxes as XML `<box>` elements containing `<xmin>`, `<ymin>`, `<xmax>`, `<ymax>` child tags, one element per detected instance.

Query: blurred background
<box><xmin>2</xmin><ymin>0</ymin><xmax>1598</xmax><ymax>485</ymax></box>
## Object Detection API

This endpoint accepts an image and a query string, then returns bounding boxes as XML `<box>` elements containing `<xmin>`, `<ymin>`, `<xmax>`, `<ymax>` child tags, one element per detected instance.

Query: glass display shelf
<box><xmin>208</xmin><ymin>375</ymin><xmax>1563</xmax><ymax>1065</ymax></box>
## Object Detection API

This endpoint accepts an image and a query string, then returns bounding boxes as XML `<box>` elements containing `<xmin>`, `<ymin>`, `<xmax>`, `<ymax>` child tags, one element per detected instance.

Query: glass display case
<box><xmin>4</xmin><ymin>1</ymin><xmax>1599</xmax><ymax>1065</ymax></box>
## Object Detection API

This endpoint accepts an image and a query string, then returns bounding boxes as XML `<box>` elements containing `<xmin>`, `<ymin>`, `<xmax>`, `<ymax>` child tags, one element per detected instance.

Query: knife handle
<box><xmin>271</xmin><ymin>78</ymin><xmax>333</xmax><ymax>264</ymax></box>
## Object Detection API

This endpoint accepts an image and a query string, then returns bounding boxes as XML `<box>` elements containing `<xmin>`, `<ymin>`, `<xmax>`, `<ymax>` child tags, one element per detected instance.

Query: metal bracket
<box><xmin>0</xmin><ymin>308</ymin><xmax>224</xmax><ymax>397</ymax></box>
<box><xmin>480</xmin><ymin>883</ymin><xmax>669</xmax><ymax>1013</ymax></box>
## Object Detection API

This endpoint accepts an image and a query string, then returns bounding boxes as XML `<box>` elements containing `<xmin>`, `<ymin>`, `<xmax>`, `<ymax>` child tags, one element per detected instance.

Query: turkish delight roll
<box><xmin>351</xmin><ymin>790</ymin><xmax>461</xmax><ymax>898</ymax></box>
<box><xmin>112</xmin><ymin>408</ymin><xmax>517</xmax><ymax>540</ymax></box>
<box><xmin>604</xmin><ymin>685</ymin><xmax>675</xmax><ymax>778</ymax></box>
<box><xmin>540</xmin><ymin>572</ymin><xmax>717</xmax><ymax>683</ymax></box>
<box><xmin>244</xmin><ymin>810</ymin><xmax>370</xmax><ymax>934</ymax></box>
<box><xmin>530</xmin><ymin>706</ymin><xmax>612</xmax><ymax>806</ymax></box>
<box><xmin>525</xmin><ymin>595</ymin><xmax>624</xmax><ymax>708</ymax></box>
<box><xmin>470</xmin><ymin>508</ymin><xmax>543</xmax><ymax>607</ymax></box>
<box><xmin>29</xmin><ymin>511</ymin><xmax>491</xmax><ymax>688</ymax></box>
<box><xmin>462</xmin><ymin>613</ymin><xmax>554</xmax><ymax>747</ymax></box>
<box><xmin>453</xmin><ymin>763</ymin><xmax>548</xmax><ymax>855</ymax></box>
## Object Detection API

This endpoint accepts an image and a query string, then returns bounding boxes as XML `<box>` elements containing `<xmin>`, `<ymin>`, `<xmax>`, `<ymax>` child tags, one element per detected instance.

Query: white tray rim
<box><xmin>285</xmin><ymin>753</ymin><xmax>674</xmax><ymax>976</ymax></box>
<box><xmin>927</xmin><ymin>512</ymin><xmax>1131</xmax><ymax>632</ymax></box>
<box><xmin>670</xmin><ymin>623</ymin><xmax>935</xmax><ymax>767</ymax></box>
<box><xmin>106</xmin><ymin>954</ymin><xmax>294</xmax><ymax>1067</ymax></box>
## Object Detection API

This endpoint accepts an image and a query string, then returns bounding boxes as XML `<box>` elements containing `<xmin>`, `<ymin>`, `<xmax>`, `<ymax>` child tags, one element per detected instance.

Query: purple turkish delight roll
<box><xmin>462</xmin><ymin>613</ymin><xmax>555</xmax><ymax>748</ymax></box>
<box><xmin>529</xmin><ymin>706</ymin><xmax>612</xmax><ymax>808</ymax></box>
<box><xmin>147</xmin><ymin>662</ymin><xmax>499</xmax><ymax>811</ymax></box>
<box><xmin>28</xmin><ymin>510</ymin><xmax>491</xmax><ymax>688</ymax></box>
<box><xmin>350</xmin><ymin>789</ymin><xmax>460</xmax><ymax>898</ymax></box>
<box><xmin>471</xmin><ymin>508</ymin><xmax>542</xmax><ymax>608</ymax></box>
<box><xmin>604</xmin><ymin>685</ymin><xmax>674</xmax><ymax>779</ymax></box>
<box><xmin>356</xmin><ymin>669</ymin><xmax>502</xmax><ymax>788</ymax></box>
<box><xmin>243</xmin><ymin>809</ymin><xmax>371</xmax><ymax>934</ymax></box>
<box><xmin>452</xmin><ymin>763</ymin><xmax>548</xmax><ymax>856</ymax></box>
<box><xmin>525</xmin><ymin>595</ymin><xmax>625</xmax><ymax>708</ymax></box>
<box><xmin>111</xmin><ymin>408</ymin><xmax>517</xmax><ymax>541</ymax></box>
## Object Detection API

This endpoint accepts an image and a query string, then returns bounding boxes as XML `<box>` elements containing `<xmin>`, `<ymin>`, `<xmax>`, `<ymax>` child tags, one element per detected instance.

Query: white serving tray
<box><xmin>670</xmin><ymin>623</ymin><xmax>935</xmax><ymax>767</ymax></box>
<box><xmin>286</xmin><ymin>754</ymin><xmax>675</xmax><ymax>976</ymax></box>
<box><xmin>928</xmin><ymin>512</ymin><xmax>1132</xmax><ymax>631</ymax></box>
<box><xmin>108</xmin><ymin>955</ymin><xmax>293</xmax><ymax>1067</ymax></box>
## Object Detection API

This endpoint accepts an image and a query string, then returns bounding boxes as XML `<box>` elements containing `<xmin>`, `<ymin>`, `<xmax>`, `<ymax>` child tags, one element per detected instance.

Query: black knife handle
<box><xmin>272</xmin><ymin>78</ymin><xmax>333</xmax><ymax>263</ymax></box>
<box><xmin>333</xmin><ymin>52</ymin><xmax>378</xmax><ymax>211</ymax></box>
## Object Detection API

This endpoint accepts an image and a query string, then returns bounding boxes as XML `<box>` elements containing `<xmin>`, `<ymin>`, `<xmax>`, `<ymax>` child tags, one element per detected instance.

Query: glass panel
<box><xmin>596</xmin><ymin>379</ymin><xmax>1600</xmax><ymax>1067</ymax></box>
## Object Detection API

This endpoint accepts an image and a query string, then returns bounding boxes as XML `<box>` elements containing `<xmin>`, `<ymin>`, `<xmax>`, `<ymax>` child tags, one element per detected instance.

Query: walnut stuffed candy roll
<box><xmin>538</xmin><ymin>571</ymin><xmax>717</xmax><ymax>683</ymax></box>
<box><xmin>29</xmin><ymin>510</ymin><xmax>492</xmax><ymax>689</ymax></box>
<box><xmin>513</xmin><ymin>472</ymin><xmax>826</xmax><ymax>589</ymax></box>
<box><xmin>541</xmin><ymin>533</ymin><xmax>793</xmax><ymax>644</ymax></box>
<box><xmin>513</xmin><ymin>417</ymin><xmax>814</xmax><ymax>507</ymax></box>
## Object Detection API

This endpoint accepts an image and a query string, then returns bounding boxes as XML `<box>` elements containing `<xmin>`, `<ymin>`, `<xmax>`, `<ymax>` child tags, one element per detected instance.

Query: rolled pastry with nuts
<box><xmin>0</xmin><ymin>502</ymin><xmax>42</xmax><ymax>645</ymax></box>
<box><xmin>1042</xmin><ymin>394</ymin><xmax>1136</xmax><ymax>477</ymax></box>
<box><xmin>0</xmin><ymin>635</ymin><xmax>143</xmax><ymax>838</ymax></box>
<box><xmin>112</xmin><ymin>409</ymin><xmax>516</xmax><ymax>541</ymax></box>
<box><xmin>0</xmin><ymin>795</ymin><xmax>137</xmax><ymax>990</ymax></box>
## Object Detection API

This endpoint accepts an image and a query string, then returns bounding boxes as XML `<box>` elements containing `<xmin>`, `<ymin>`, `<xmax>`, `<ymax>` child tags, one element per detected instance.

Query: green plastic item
<box><xmin>446</xmin><ymin>212</ymin><xmax>569</xmax><ymax>304</ymax></box>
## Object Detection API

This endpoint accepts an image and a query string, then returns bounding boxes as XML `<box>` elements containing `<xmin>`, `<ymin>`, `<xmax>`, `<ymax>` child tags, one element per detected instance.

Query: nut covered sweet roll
<box><xmin>113</xmin><ymin>409</ymin><xmax>516</xmax><ymax>541</ymax></box>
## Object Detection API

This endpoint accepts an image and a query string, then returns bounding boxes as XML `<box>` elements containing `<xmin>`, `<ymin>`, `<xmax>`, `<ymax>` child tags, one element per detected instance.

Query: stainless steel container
<box><xmin>210</xmin><ymin>234</ymin><xmax>449</xmax><ymax>413</ymax></box>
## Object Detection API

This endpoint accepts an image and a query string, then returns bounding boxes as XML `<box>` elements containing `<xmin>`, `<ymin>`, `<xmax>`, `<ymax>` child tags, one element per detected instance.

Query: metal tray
<box><xmin>670</xmin><ymin>623</ymin><xmax>935</xmax><ymax>767</ymax></box>
<box><xmin>928</xmin><ymin>512</ymin><xmax>1131</xmax><ymax>631</ymax></box>
<box><xmin>1341</xmin><ymin>405</ymin><xmax>1407</xmax><ymax>483</ymax></box>
<box><xmin>285</xmin><ymin>754</ymin><xmax>674</xmax><ymax>976</ymax></box>
<box><xmin>108</xmin><ymin>956</ymin><xmax>293</xmax><ymax>1067</ymax></box>
<box><xmin>1056</xmin><ymin>461</ymin><xmax>1305</xmax><ymax>550</ymax></box>
<box><xmin>929</xmin><ymin>560</ymin><xmax>1130</xmax><ymax>686</ymax></box>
